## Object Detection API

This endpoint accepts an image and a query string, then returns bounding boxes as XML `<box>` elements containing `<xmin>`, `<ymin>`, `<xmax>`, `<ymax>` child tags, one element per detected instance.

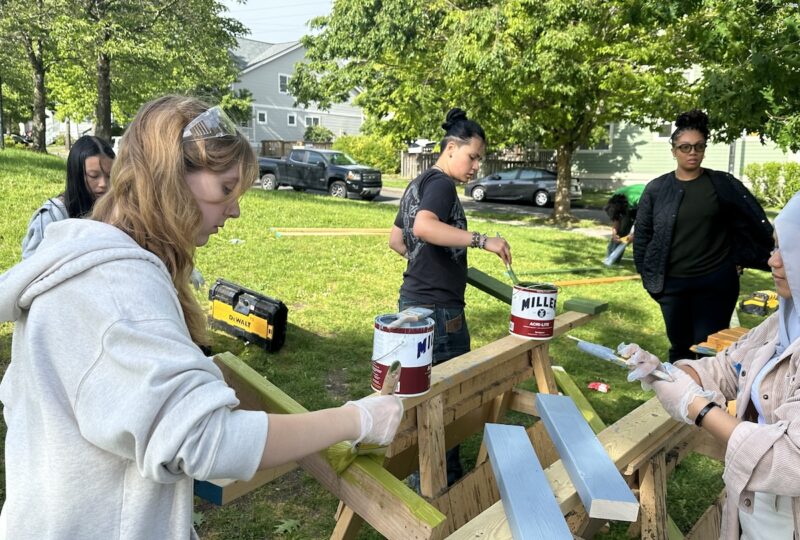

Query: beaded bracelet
<box><xmin>478</xmin><ymin>234</ymin><xmax>488</xmax><ymax>249</ymax></box>
<box><xmin>470</xmin><ymin>231</ymin><xmax>480</xmax><ymax>248</ymax></box>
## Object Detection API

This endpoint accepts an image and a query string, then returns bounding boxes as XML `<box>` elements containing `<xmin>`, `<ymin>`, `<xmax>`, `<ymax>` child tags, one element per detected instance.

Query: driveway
<box><xmin>376</xmin><ymin>187</ymin><xmax>610</xmax><ymax>223</ymax></box>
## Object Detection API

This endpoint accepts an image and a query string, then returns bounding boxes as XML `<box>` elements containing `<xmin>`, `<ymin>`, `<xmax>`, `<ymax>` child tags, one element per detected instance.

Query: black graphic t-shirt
<box><xmin>394</xmin><ymin>169</ymin><xmax>468</xmax><ymax>307</ymax></box>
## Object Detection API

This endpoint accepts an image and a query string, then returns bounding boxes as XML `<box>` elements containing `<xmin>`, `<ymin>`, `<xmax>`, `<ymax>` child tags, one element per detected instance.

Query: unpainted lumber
<box><xmin>484</xmin><ymin>423</ymin><xmax>573</xmax><ymax>540</ymax></box>
<box><xmin>531</xmin><ymin>346</ymin><xmax>558</xmax><ymax>395</ymax></box>
<box><xmin>535</xmin><ymin>393</ymin><xmax>639</xmax><ymax>522</ymax></box>
<box><xmin>418</xmin><ymin>394</ymin><xmax>448</xmax><ymax>498</ymax></box>
<box><xmin>639</xmin><ymin>451</ymin><xmax>669</xmax><ymax>540</ymax></box>
<box><xmin>624</xmin><ymin>424</ymin><xmax>694</xmax><ymax>475</ymax></box>
<box><xmin>685</xmin><ymin>489</ymin><xmax>726</xmax><ymax>540</ymax></box>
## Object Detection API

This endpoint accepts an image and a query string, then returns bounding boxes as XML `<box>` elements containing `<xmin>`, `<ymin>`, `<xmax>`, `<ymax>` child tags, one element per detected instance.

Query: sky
<box><xmin>220</xmin><ymin>0</ymin><xmax>333</xmax><ymax>44</ymax></box>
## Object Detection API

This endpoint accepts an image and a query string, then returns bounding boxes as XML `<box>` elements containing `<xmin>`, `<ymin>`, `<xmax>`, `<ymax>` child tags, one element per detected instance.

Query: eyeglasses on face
<box><xmin>673</xmin><ymin>142</ymin><xmax>707</xmax><ymax>154</ymax></box>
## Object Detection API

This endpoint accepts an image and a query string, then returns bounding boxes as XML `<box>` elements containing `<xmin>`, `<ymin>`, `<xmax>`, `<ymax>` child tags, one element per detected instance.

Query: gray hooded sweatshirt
<box><xmin>0</xmin><ymin>219</ymin><xmax>268</xmax><ymax>539</ymax></box>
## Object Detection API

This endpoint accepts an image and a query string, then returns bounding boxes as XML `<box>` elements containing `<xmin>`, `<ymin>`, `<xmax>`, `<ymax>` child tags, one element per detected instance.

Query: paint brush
<box><xmin>505</xmin><ymin>262</ymin><xmax>520</xmax><ymax>285</ymax></box>
<box><xmin>387</xmin><ymin>306</ymin><xmax>433</xmax><ymax>328</ymax></box>
<box><xmin>326</xmin><ymin>360</ymin><xmax>402</xmax><ymax>474</ymax></box>
<box><xmin>567</xmin><ymin>335</ymin><xmax>673</xmax><ymax>381</ymax></box>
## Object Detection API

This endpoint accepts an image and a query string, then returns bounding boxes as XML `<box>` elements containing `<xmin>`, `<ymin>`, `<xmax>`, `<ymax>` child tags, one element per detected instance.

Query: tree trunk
<box><xmin>553</xmin><ymin>145</ymin><xmax>573</xmax><ymax>223</ymax></box>
<box><xmin>0</xmin><ymin>75</ymin><xmax>5</xmax><ymax>149</ymax></box>
<box><xmin>94</xmin><ymin>51</ymin><xmax>112</xmax><ymax>141</ymax></box>
<box><xmin>31</xmin><ymin>44</ymin><xmax>47</xmax><ymax>153</ymax></box>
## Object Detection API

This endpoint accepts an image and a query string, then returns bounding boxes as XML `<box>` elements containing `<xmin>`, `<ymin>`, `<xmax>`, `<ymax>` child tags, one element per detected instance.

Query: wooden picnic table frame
<box><xmin>330</xmin><ymin>310</ymin><xmax>596</xmax><ymax>539</ymax></box>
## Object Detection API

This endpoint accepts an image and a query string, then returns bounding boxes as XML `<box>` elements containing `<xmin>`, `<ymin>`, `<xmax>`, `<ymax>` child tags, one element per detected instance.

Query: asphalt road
<box><xmin>375</xmin><ymin>186</ymin><xmax>609</xmax><ymax>223</ymax></box>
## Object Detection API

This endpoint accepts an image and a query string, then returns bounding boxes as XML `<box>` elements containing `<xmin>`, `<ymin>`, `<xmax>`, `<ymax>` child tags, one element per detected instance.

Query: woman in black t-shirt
<box><xmin>389</xmin><ymin>108</ymin><xmax>511</xmax><ymax>485</ymax></box>
<box><xmin>633</xmin><ymin>110</ymin><xmax>773</xmax><ymax>362</ymax></box>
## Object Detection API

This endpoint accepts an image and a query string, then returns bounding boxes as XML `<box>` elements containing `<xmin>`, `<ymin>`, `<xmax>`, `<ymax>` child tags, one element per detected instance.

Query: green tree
<box><xmin>293</xmin><ymin>0</ymin><xmax>694</xmax><ymax>221</ymax></box>
<box><xmin>48</xmin><ymin>0</ymin><xmax>248</xmax><ymax>141</ymax></box>
<box><xmin>0</xmin><ymin>0</ymin><xmax>64</xmax><ymax>152</ymax></box>
<box><xmin>680</xmin><ymin>1</ymin><xmax>800</xmax><ymax>151</ymax></box>
<box><xmin>0</xmin><ymin>38</ymin><xmax>34</xmax><ymax>140</ymax></box>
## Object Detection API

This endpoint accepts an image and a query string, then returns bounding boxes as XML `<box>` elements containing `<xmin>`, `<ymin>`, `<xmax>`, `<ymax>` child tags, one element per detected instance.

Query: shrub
<box><xmin>51</xmin><ymin>134</ymin><xmax>65</xmax><ymax>147</ymax></box>
<box><xmin>304</xmin><ymin>125</ymin><xmax>334</xmax><ymax>143</ymax></box>
<box><xmin>744</xmin><ymin>161</ymin><xmax>800</xmax><ymax>209</ymax></box>
<box><xmin>332</xmin><ymin>134</ymin><xmax>400</xmax><ymax>173</ymax></box>
<box><xmin>3</xmin><ymin>135</ymin><xmax>26</xmax><ymax>149</ymax></box>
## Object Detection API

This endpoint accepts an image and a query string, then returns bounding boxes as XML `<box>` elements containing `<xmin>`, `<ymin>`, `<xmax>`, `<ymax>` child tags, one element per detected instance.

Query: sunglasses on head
<box><xmin>673</xmin><ymin>142</ymin><xmax>707</xmax><ymax>154</ymax></box>
<box><xmin>182</xmin><ymin>106</ymin><xmax>239</xmax><ymax>142</ymax></box>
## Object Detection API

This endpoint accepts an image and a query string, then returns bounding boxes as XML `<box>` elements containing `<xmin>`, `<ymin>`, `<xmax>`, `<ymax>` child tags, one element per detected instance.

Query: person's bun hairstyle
<box><xmin>671</xmin><ymin>109</ymin><xmax>709</xmax><ymax>141</ymax></box>
<box><xmin>442</xmin><ymin>108</ymin><xmax>468</xmax><ymax>131</ymax></box>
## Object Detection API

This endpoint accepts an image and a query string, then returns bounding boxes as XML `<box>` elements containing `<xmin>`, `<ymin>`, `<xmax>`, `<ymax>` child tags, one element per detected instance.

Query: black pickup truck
<box><xmin>258</xmin><ymin>148</ymin><xmax>382</xmax><ymax>201</ymax></box>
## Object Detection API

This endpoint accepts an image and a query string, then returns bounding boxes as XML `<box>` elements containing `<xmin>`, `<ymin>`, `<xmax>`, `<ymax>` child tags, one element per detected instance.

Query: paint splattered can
<box><xmin>509</xmin><ymin>282</ymin><xmax>558</xmax><ymax>340</ymax></box>
<box><xmin>371</xmin><ymin>314</ymin><xmax>434</xmax><ymax>397</ymax></box>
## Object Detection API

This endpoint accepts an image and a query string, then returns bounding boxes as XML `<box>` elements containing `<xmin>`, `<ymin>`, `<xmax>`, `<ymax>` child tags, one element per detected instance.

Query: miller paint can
<box><xmin>509</xmin><ymin>282</ymin><xmax>558</xmax><ymax>340</ymax></box>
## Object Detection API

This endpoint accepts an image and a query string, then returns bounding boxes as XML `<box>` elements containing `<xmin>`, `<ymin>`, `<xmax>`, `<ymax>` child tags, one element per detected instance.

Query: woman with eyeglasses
<box><xmin>623</xmin><ymin>192</ymin><xmax>800</xmax><ymax>539</ymax></box>
<box><xmin>21</xmin><ymin>135</ymin><xmax>115</xmax><ymax>259</ymax></box>
<box><xmin>633</xmin><ymin>109</ymin><xmax>774</xmax><ymax>362</ymax></box>
<box><xmin>0</xmin><ymin>95</ymin><xmax>403</xmax><ymax>538</ymax></box>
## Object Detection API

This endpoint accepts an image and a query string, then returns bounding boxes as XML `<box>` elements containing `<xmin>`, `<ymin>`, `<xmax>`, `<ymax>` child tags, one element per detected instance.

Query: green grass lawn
<box><xmin>0</xmin><ymin>148</ymin><xmax>776</xmax><ymax>538</ymax></box>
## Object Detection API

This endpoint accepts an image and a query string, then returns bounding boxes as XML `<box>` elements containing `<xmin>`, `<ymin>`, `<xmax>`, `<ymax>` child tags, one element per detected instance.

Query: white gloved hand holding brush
<box><xmin>345</xmin><ymin>394</ymin><xmax>403</xmax><ymax>446</ymax></box>
<box><xmin>619</xmin><ymin>343</ymin><xmax>722</xmax><ymax>424</ymax></box>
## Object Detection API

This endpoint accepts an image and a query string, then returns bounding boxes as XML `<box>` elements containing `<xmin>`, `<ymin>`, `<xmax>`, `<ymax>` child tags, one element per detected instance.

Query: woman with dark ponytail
<box><xmin>389</xmin><ymin>108</ymin><xmax>511</xmax><ymax>485</ymax></box>
<box><xmin>633</xmin><ymin>110</ymin><xmax>774</xmax><ymax>362</ymax></box>
<box><xmin>21</xmin><ymin>135</ymin><xmax>115</xmax><ymax>258</ymax></box>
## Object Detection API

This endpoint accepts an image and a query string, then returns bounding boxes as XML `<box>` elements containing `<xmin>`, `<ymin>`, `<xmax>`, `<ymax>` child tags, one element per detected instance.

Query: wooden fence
<box><xmin>260</xmin><ymin>140</ymin><xmax>333</xmax><ymax>157</ymax></box>
<box><xmin>400</xmin><ymin>151</ymin><xmax>557</xmax><ymax>178</ymax></box>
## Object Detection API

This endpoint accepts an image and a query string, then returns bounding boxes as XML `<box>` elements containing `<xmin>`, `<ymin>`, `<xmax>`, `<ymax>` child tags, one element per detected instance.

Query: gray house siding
<box><xmin>232</xmin><ymin>42</ymin><xmax>364</xmax><ymax>149</ymax></box>
<box><xmin>569</xmin><ymin>122</ymin><xmax>799</xmax><ymax>189</ymax></box>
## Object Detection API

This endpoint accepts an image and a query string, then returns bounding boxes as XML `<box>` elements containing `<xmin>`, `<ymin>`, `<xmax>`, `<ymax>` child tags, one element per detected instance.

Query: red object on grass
<box><xmin>587</xmin><ymin>381</ymin><xmax>610</xmax><ymax>393</ymax></box>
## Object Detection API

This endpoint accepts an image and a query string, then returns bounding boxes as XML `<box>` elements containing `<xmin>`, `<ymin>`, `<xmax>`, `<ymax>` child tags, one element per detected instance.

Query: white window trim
<box><xmin>287</xmin><ymin>113</ymin><xmax>297</xmax><ymax>126</ymax></box>
<box><xmin>653</xmin><ymin>122</ymin><xmax>675</xmax><ymax>141</ymax></box>
<box><xmin>279</xmin><ymin>73</ymin><xmax>291</xmax><ymax>94</ymax></box>
<box><xmin>577</xmin><ymin>123</ymin><xmax>614</xmax><ymax>154</ymax></box>
<box><xmin>256</xmin><ymin>110</ymin><xmax>268</xmax><ymax>125</ymax></box>
<box><xmin>305</xmin><ymin>115</ymin><xmax>320</xmax><ymax>127</ymax></box>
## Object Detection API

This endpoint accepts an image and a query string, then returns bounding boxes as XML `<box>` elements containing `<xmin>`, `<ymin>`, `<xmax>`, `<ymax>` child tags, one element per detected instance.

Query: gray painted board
<box><xmin>535</xmin><ymin>393</ymin><xmax>640</xmax><ymax>521</ymax></box>
<box><xmin>484</xmin><ymin>423</ymin><xmax>572</xmax><ymax>540</ymax></box>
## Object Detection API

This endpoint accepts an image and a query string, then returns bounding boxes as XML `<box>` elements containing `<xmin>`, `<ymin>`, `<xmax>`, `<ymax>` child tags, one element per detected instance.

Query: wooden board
<box><xmin>213</xmin><ymin>352</ymin><xmax>447</xmax><ymax>538</ymax></box>
<box><xmin>483</xmin><ymin>423</ymin><xmax>573</xmax><ymax>540</ymax></box>
<box><xmin>551</xmin><ymin>365</ymin><xmax>606</xmax><ymax>434</ymax></box>
<box><xmin>535</xmin><ymin>393</ymin><xmax>639</xmax><ymax>522</ymax></box>
<box><xmin>466</xmin><ymin>267</ymin><xmax>512</xmax><ymax>304</ymax></box>
<box><xmin>552</xmin><ymin>274</ymin><xmax>641</xmax><ymax>287</ymax></box>
<box><xmin>448</xmin><ymin>398</ymin><xmax>678</xmax><ymax>539</ymax></box>
<box><xmin>563</xmin><ymin>297</ymin><xmax>609</xmax><ymax>315</ymax></box>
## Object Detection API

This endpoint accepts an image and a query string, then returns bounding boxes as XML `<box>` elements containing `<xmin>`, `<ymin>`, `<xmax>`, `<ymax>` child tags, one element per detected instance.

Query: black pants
<box><xmin>651</xmin><ymin>263</ymin><xmax>740</xmax><ymax>362</ymax></box>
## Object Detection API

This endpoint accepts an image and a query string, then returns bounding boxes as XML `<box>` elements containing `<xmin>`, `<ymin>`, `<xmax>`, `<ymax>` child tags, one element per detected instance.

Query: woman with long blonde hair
<box><xmin>0</xmin><ymin>95</ymin><xmax>402</xmax><ymax>538</ymax></box>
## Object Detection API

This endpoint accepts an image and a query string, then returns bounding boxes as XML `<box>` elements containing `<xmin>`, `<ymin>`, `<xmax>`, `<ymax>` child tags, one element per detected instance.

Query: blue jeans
<box><xmin>398</xmin><ymin>296</ymin><xmax>469</xmax><ymax>485</ymax></box>
<box><xmin>398</xmin><ymin>297</ymin><xmax>470</xmax><ymax>366</ymax></box>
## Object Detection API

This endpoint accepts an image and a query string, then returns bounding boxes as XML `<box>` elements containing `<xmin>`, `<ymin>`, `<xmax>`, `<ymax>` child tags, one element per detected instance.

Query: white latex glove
<box><xmin>190</xmin><ymin>268</ymin><xmax>205</xmax><ymax>290</ymax></box>
<box><xmin>345</xmin><ymin>395</ymin><xmax>404</xmax><ymax>446</ymax></box>
<box><xmin>619</xmin><ymin>343</ymin><xmax>662</xmax><ymax>389</ymax></box>
<box><xmin>645</xmin><ymin>363</ymin><xmax>722</xmax><ymax>424</ymax></box>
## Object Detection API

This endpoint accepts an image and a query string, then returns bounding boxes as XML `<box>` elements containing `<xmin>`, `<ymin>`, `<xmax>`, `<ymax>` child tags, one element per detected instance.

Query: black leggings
<box><xmin>651</xmin><ymin>263</ymin><xmax>740</xmax><ymax>362</ymax></box>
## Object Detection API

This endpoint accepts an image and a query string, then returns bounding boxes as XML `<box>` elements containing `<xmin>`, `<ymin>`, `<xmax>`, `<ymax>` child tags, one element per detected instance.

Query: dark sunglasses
<box><xmin>673</xmin><ymin>142</ymin><xmax>707</xmax><ymax>154</ymax></box>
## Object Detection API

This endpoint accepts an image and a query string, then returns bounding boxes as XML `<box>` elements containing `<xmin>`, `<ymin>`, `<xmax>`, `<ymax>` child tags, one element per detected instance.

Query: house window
<box><xmin>279</xmin><ymin>74</ymin><xmax>291</xmax><ymax>94</ymax></box>
<box><xmin>655</xmin><ymin>122</ymin><xmax>674</xmax><ymax>140</ymax></box>
<box><xmin>239</xmin><ymin>118</ymin><xmax>250</xmax><ymax>128</ymax></box>
<box><xmin>257</xmin><ymin>111</ymin><xmax>267</xmax><ymax>124</ymax></box>
<box><xmin>287</xmin><ymin>113</ymin><xmax>297</xmax><ymax>126</ymax></box>
<box><xmin>577</xmin><ymin>124</ymin><xmax>613</xmax><ymax>153</ymax></box>
<box><xmin>305</xmin><ymin>116</ymin><xmax>320</xmax><ymax>127</ymax></box>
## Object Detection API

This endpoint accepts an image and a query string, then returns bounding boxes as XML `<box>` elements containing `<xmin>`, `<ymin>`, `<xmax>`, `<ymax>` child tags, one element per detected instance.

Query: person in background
<box><xmin>389</xmin><ymin>107</ymin><xmax>511</xmax><ymax>485</ymax></box>
<box><xmin>0</xmin><ymin>95</ymin><xmax>403</xmax><ymax>539</ymax></box>
<box><xmin>633</xmin><ymin>109</ymin><xmax>773</xmax><ymax>362</ymax></box>
<box><xmin>604</xmin><ymin>183</ymin><xmax>645</xmax><ymax>264</ymax></box>
<box><xmin>624</xmin><ymin>190</ymin><xmax>800</xmax><ymax>540</ymax></box>
<box><xmin>21</xmin><ymin>135</ymin><xmax>115</xmax><ymax>259</ymax></box>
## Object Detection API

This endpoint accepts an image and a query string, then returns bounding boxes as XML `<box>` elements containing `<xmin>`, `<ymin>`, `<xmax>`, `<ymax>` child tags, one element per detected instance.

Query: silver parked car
<box><xmin>464</xmin><ymin>167</ymin><xmax>582</xmax><ymax>207</ymax></box>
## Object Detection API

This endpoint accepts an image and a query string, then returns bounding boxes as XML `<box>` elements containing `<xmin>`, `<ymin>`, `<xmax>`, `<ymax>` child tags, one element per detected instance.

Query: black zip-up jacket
<box><xmin>633</xmin><ymin>169</ymin><xmax>774</xmax><ymax>294</ymax></box>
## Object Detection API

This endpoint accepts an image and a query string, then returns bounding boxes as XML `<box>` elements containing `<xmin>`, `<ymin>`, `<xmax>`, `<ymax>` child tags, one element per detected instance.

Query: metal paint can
<box><xmin>371</xmin><ymin>314</ymin><xmax>434</xmax><ymax>397</ymax></box>
<box><xmin>509</xmin><ymin>282</ymin><xmax>558</xmax><ymax>340</ymax></box>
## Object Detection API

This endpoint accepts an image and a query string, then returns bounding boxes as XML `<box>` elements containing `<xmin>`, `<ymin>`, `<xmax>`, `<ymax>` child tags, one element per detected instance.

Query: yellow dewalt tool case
<box><xmin>209</xmin><ymin>279</ymin><xmax>288</xmax><ymax>352</ymax></box>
